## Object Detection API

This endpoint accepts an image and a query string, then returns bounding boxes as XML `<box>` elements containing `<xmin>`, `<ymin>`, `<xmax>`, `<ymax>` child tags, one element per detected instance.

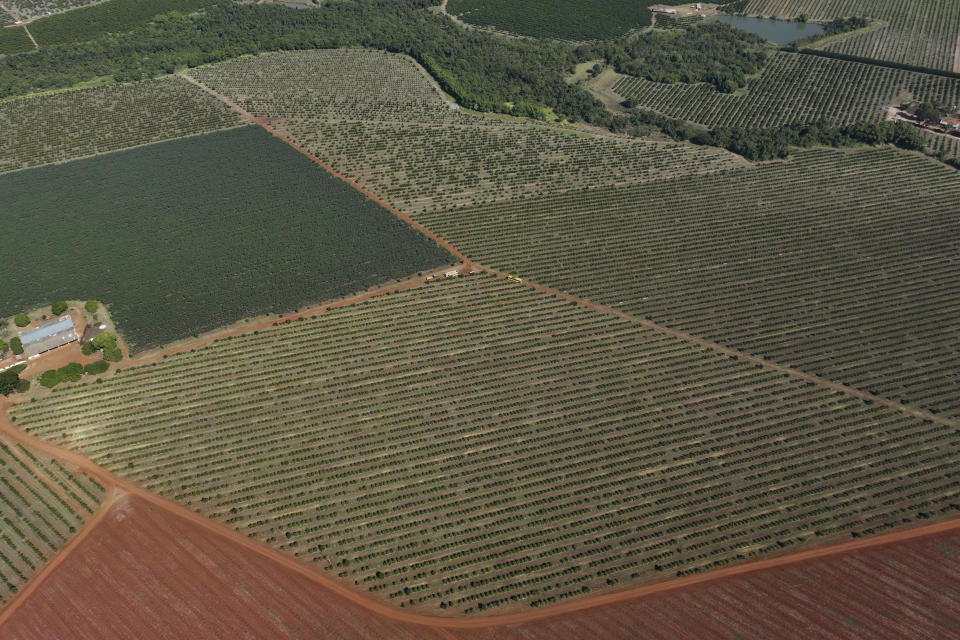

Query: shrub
<box><xmin>0</xmin><ymin>339</ymin><xmax>6</xmax><ymax>354</ymax></box>
<box><xmin>51</xmin><ymin>301</ymin><xmax>68</xmax><ymax>315</ymax></box>
<box><xmin>85</xmin><ymin>300</ymin><xmax>99</xmax><ymax>313</ymax></box>
<box><xmin>81</xmin><ymin>342</ymin><xmax>95</xmax><ymax>356</ymax></box>
<box><xmin>39</xmin><ymin>370</ymin><xmax>60</xmax><ymax>388</ymax></box>
<box><xmin>14</xmin><ymin>314</ymin><xmax>29</xmax><ymax>327</ymax></box>
<box><xmin>58</xmin><ymin>362</ymin><xmax>84</xmax><ymax>383</ymax></box>
<box><xmin>84</xmin><ymin>360</ymin><xmax>110</xmax><ymax>375</ymax></box>
<box><xmin>15</xmin><ymin>379</ymin><xmax>29</xmax><ymax>393</ymax></box>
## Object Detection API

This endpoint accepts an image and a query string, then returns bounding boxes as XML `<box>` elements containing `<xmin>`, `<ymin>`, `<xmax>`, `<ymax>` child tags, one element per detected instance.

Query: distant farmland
<box><xmin>12</xmin><ymin>277</ymin><xmax>960</xmax><ymax>614</ymax></box>
<box><xmin>418</xmin><ymin>147</ymin><xmax>960</xmax><ymax>420</ymax></box>
<box><xmin>446</xmin><ymin>0</ymin><xmax>663</xmax><ymax>40</ymax></box>
<box><xmin>0</xmin><ymin>125</ymin><xmax>453</xmax><ymax>351</ymax></box>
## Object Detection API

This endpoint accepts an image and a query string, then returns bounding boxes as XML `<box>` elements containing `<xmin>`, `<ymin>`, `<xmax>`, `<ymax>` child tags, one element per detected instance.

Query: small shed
<box><xmin>20</xmin><ymin>316</ymin><xmax>79</xmax><ymax>358</ymax></box>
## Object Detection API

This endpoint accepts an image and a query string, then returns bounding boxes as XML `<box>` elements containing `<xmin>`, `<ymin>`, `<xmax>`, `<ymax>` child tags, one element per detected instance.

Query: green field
<box><xmin>0</xmin><ymin>125</ymin><xmax>453</xmax><ymax>351</ymax></box>
<box><xmin>613</xmin><ymin>52</ymin><xmax>960</xmax><ymax>129</ymax></box>
<box><xmin>0</xmin><ymin>26</ymin><xmax>32</xmax><ymax>55</ymax></box>
<box><xmin>6</xmin><ymin>0</ymin><xmax>99</xmax><ymax>20</ymax></box>
<box><xmin>416</xmin><ymin>148</ymin><xmax>960</xmax><ymax>420</ymax></box>
<box><xmin>29</xmin><ymin>0</ymin><xmax>212</xmax><ymax>46</ymax></box>
<box><xmin>0</xmin><ymin>440</ymin><xmax>104</xmax><ymax>605</ymax></box>
<box><xmin>0</xmin><ymin>76</ymin><xmax>243</xmax><ymax>173</ymax></box>
<box><xmin>446</xmin><ymin>0</ymin><xmax>667</xmax><ymax>40</ymax></box>
<box><xmin>189</xmin><ymin>50</ymin><xmax>742</xmax><ymax>215</ymax></box>
<box><xmin>12</xmin><ymin>276</ymin><xmax>960</xmax><ymax>614</ymax></box>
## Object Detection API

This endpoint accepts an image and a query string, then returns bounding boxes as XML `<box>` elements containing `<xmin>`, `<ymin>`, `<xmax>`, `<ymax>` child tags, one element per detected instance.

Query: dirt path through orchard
<box><xmin>2</xmin><ymin>359</ymin><xmax>960</xmax><ymax>631</ymax></box>
<box><xmin>0</xmin><ymin>488</ymin><xmax>118</xmax><ymax>627</ymax></box>
<box><xmin>2</xmin><ymin>65</ymin><xmax>957</xmax><ymax>633</ymax></box>
<box><xmin>0</xmin><ymin>435</ymin><xmax>83</xmax><ymax>514</ymax></box>
<box><xmin>0</xmin><ymin>2</ymin><xmax>19</xmax><ymax>23</ymax></box>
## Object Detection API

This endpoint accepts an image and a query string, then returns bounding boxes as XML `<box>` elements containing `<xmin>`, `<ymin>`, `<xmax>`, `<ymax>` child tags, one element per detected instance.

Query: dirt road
<box><xmin>1</xmin><ymin>61</ymin><xmax>957</xmax><ymax>633</ymax></box>
<box><xmin>1</xmin><ymin>393</ymin><xmax>959</xmax><ymax>631</ymax></box>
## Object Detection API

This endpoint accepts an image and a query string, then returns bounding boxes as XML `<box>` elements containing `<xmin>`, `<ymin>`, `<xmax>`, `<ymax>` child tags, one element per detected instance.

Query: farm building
<box><xmin>82</xmin><ymin>323</ymin><xmax>107</xmax><ymax>344</ymax></box>
<box><xmin>940</xmin><ymin>117</ymin><xmax>960</xmax><ymax>129</ymax></box>
<box><xmin>652</xmin><ymin>7</ymin><xmax>678</xmax><ymax>14</ymax></box>
<box><xmin>19</xmin><ymin>316</ymin><xmax>80</xmax><ymax>359</ymax></box>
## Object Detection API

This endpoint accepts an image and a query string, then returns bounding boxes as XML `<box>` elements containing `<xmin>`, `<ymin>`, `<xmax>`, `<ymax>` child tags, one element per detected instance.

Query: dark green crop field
<box><xmin>0</xmin><ymin>26</ymin><xmax>32</xmax><ymax>55</ymax></box>
<box><xmin>29</xmin><ymin>0</ymin><xmax>213</xmax><ymax>46</ymax></box>
<box><xmin>0</xmin><ymin>125</ymin><xmax>452</xmax><ymax>351</ymax></box>
<box><xmin>447</xmin><ymin>0</ymin><xmax>669</xmax><ymax>40</ymax></box>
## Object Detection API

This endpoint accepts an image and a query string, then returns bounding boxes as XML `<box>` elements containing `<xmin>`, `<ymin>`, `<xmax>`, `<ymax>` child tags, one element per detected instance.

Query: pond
<box><xmin>714</xmin><ymin>15</ymin><xmax>825</xmax><ymax>45</ymax></box>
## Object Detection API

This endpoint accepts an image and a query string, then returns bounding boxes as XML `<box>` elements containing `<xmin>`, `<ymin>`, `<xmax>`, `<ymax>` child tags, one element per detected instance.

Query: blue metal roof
<box><xmin>20</xmin><ymin>316</ymin><xmax>75</xmax><ymax>346</ymax></box>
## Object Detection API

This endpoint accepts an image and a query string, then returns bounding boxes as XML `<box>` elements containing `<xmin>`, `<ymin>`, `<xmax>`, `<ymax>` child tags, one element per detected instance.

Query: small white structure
<box><xmin>652</xmin><ymin>7</ymin><xmax>678</xmax><ymax>14</ymax></box>
<box><xmin>445</xmin><ymin>270</ymin><xmax>460</xmax><ymax>278</ymax></box>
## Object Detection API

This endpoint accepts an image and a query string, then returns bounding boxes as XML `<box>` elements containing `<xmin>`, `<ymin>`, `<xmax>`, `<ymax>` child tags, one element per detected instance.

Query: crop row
<box><xmin>0</xmin><ymin>75</ymin><xmax>243</xmax><ymax>174</ymax></box>
<box><xmin>744</xmin><ymin>0</ymin><xmax>960</xmax><ymax>71</ymax></box>
<box><xmin>613</xmin><ymin>52</ymin><xmax>960</xmax><ymax>129</ymax></box>
<box><xmin>13</xmin><ymin>276</ymin><xmax>960</xmax><ymax>614</ymax></box>
<box><xmin>416</xmin><ymin>147</ymin><xmax>960</xmax><ymax>420</ymax></box>
<box><xmin>922</xmin><ymin>130</ymin><xmax>960</xmax><ymax>161</ymax></box>
<box><xmin>0</xmin><ymin>441</ymin><xmax>104</xmax><ymax>605</ymax></box>
<box><xmin>280</xmin><ymin>119</ymin><xmax>739</xmax><ymax>213</ymax></box>
<box><xmin>6</xmin><ymin>0</ymin><xmax>95</xmax><ymax>20</ymax></box>
<box><xmin>189</xmin><ymin>48</ymin><xmax>740</xmax><ymax>213</ymax></box>
<box><xmin>188</xmin><ymin>50</ymin><xmax>468</xmax><ymax>124</ymax></box>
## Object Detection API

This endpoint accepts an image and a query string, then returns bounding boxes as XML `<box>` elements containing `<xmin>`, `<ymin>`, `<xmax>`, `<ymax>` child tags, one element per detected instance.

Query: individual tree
<box><xmin>81</xmin><ymin>342</ymin><xmax>95</xmax><ymax>356</ymax></box>
<box><xmin>0</xmin><ymin>339</ymin><xmax>6</xmax><ymax>355</ymax></box>
<box><xmin>916</xmin><ymin>102</ymin><xmax>940</xmax><ymax>124</ymax></box>
<box><xmin>0</xmin><ymin>369</ymin><xmax>19</xmax><ymax>395</ymax></box>
<box><xmin>85</xmin><ymin>300</ymin><xmax>99</xmax><ymax>313</ymax></box>
<box><xmin>14</xmin><ymin>314</ymin><xmax>30</xmax><ymax>327</ymax></box>
<box><xmin>10</xmin><ymin>337</ymin><xmax>23</xmax><ymax>355</ymax></box>
<box><xmin>51</xmin><ymin>301</ymin><xmax>68</xmax><ymax>315</ymax></box>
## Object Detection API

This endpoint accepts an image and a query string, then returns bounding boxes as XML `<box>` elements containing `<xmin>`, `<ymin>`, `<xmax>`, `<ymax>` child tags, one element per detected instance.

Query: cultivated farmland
<box><xmin>5</xmin><ymin>0</ymin><xmax>98</xmax><ymax>19</ymax></box>
<box><xmin>445</xmin><ymin>0</ymin><xmax>663</xmax><ymax>40</ymax></box>
<box><xmin>0</xmin><ymin>26</ymin><xmax>31</xmax><ymax>55</ymax></box>
<box><xmin>613</xmin><ymin>52</ymin><xmax>960</xmax><ymax>129</ymax></box>
<box><xmin>190</xmin><ymin>50</ymin><xmax>742</xmax><ymax>214</ymax></box>
<box><xmin>28</xmin><ymin>0</ymin><xmax>213</xmax><ymax>46</ymax></box>
<box><xmin>11</xmin><ymin>277</ymin><xmax>960</xmax><ymax>614</ymax></box>
<box><xmin>922</xmin><ymin>129</ymin><xmax>960</xmax><ymax>161</ymax></box>
<box><xmin>416</xmin><ymin>148</ymin><xmax>960</xmax><ymax>419</ymax></box>
<box><xmin>0</xmin><ymin>76</ymin><xmax>243</xmax><ymax>173</ymax></box>
<box><xmin>742</xmin><ymin>0</ymin><xmax>960</xmax><ymax>71</ymax></box>
<box><xmin>0</xmin><ymin>439</ymin><xmax>104</xmax><ymax>605</ymax></box>
<box><xmin>0</xmin><ymin>495</ymin><xmax>450</xmax><ymax>640</ymax></box>
<box><xmin>188</xmin><ymin>50</ymin><xmax>469</xmax><ymax>124</ymax></box>
<box><xmin>0</xmin><ymin>125</ymin><xmax>453</xmax><ymax>351</ymax></box>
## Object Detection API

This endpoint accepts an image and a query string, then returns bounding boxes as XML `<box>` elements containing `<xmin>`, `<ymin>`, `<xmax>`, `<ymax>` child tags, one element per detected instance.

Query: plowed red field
<box><xmin>3</xmin><ymin>492</ymin><xmax>959</xmax><ymax>639</ymax></box>
<box><xmin>0</xmin><ymin>495</ymin><xmax>450</xmax><ymax>640</ymax></box>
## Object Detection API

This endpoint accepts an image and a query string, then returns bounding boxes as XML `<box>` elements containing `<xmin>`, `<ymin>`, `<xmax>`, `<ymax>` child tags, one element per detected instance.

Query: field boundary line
<box><xmin>0</xmin><ymin>486</ymin><xmax>117</xmax><ymax>628</ymax></box>
<box><xmin>179</xmin><ymin>72</ymin><xmax>471</xmax><ymax>267</ymax></box>
<box><xmin>480</xmin><ymin>267</ymin><xmax>960</xmax><ymax>431</ymax></box>
<box><xmin>0</xmin><ymin>402</ymin><xmax>959</xmax><ymax>629</ymax></box>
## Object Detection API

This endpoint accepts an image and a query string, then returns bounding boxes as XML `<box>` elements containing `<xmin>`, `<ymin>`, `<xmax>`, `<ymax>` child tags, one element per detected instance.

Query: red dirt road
<box><xmin>2</xmin><ymin>493</ymin><xmax>960</xmax><ymax>639</ymax></box>
<box><xmin>0</xmin><ymin>495</ymin><xmax>453</xmax><ymax>640</ymax></box>
<box><xmin>2</xmin><ymin>392</ymin><xmax>960</xmax><ymax>635</ymax></box>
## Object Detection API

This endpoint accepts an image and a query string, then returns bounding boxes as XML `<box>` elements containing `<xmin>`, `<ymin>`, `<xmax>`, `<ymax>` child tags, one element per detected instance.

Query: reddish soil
<box><xmin>0</xmin><ymin>495</ymin><xmax>453</xmax><ymax>640</ymax></box>
<box><xmin>2</xmin><ymin>492</ymin><xmax>959</xmax><ymax>639</ymax></box>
